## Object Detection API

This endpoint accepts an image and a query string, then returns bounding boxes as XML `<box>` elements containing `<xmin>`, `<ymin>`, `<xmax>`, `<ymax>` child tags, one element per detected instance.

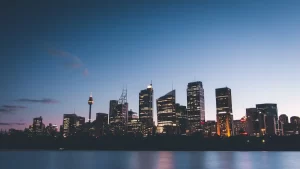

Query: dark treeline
<box><xmin>1</xmin><ymin>135</ymin><xmax>300</xmax><ymax>151</ymax></box>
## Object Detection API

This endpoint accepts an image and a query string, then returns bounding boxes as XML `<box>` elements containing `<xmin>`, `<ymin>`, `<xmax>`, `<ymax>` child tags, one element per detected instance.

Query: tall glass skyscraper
<box><xmin>139</xmin><ymin>84</ymin><xmax>154</xmax><ymax>128</ymax></box>
<box><xmin>157</xmin><ymin>90</ymin><xmax>176</xmax><ymax>134</ymax></box>
<box><xmin>215</xmin><ymin>87</ymin><xmax>233</xmax><ymax>137</ymax></box>
<box><xmin>256</xmin><ymin>103</ymin><xmax>278</xmax><ymax>135</ymax></box>
<box><xmin>187</xmin><ymin>81</ymin><xmax>205</xmax><ymax>132</ymax></box>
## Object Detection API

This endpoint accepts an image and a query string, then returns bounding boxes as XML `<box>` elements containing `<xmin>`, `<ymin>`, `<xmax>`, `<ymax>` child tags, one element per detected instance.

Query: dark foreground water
<box><xmin>0</xmin><ymin>151</ymin><xmax>298</xmax><ymax>169</ymax></box>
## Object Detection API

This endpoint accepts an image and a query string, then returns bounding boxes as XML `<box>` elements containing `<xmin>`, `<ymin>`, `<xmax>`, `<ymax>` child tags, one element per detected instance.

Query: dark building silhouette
<box><xmin>157</xmin><ymin>90</ymin><xmax>176</xmax><ymax>134</ymax></box>
<box><xmin>109</xmin><ymin>100</ymin><xmax>118</xmax><ymax>124</ymax></box>
<box><xmin>279</xmin><ymin>114</ymin><xmax>288</xmax><ymax>135</ymax></box>
<box><xmin>246</xmin><ymin>108</ymin><xmax>260</xmax><ymax>136</ymax></box>
<box><xmin>88</xmin><ymin>93</ymin><xmax>94</xmax><ymax>123</ymax></box>
<box><xmin>175</xmin><ymin>103</ymin><xmax>188</xmax><ymax>134</ymax></box>
<box><xmin>95</xmin><ymin>113</ymin><xmax>108</xmax><ymax>137</ymax></box>
<box><xmin>290</xmin><ymin>116</ymin><xmax>300</xmax><ymax>124</ymax></box>
<box><xmin>256</xmin><ymin>104</ymin><xmax>278</xmax><ymax>135</ymax></box>
<box><xmin>279</xmin><ymin>114</ymin><xmax>289</xmax><ymax>124</ymax></box>
<box><xmin>186</xmin><ymin>81</ymin><xmax>205</xmax><ymax>133</ymax></box>
<box><xmin>139</xmin><ymin>83</ymin><xmax>154</xmax><ymax>128</ymax></box>
<box><xmin>77</xmin><ymin>116</ymin><xmax>85</xmax><ymax>126</ymax></box>
<box><xmin>215</xmin><ymin>87</ymin><xmax>233</xmax><ymax>137</ymax></box>
<box><xmin>290</xmin><ymin>116</ymin><xmax>300</xmax><ymax>134</ymax></box>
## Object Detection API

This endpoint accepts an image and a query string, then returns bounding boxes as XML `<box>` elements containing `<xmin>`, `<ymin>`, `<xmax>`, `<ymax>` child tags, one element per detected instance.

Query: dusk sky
<box><xmin>1</xmin><ymin>1</ymin><xmax>300</xmax><ymax>130</ymax></box>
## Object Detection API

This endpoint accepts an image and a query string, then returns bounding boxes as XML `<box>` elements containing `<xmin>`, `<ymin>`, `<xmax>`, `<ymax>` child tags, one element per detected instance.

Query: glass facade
<box><xmin>187</xmin><ymin>81</ymin><xmax>205</xmax><ymax>132</ymax></box>
<box><xmin>63</xmin><ymin>114</ymin><xmax>77</xmax><ymax>137</ymax></box>
<box><xmin>157</xmin><ymin>90</ymin><xmax>176</xmax><ymax>134</ymax></box>
<box><xmin>95</xmin><ymin>113</ymin><xmax>109</xmax><ymax>137</ymax></box>
<box><xmin>256</xmin><ymin>103</ymin><xmax>278</xmax><ymax>135</ymax></box>
<box><xmin>139</xmin><ymin>84</ymin><xmax>154</xmax><ymax>128</ymax></box>
<box><xmin>215</xmin><ymin>87</ymin><xmax>233</xmax><ymax>137</ymax></box>
<box><xmin>109</xmin><ymin>100</ymin><xmax>118</xmax><ymax>124</ymax></box>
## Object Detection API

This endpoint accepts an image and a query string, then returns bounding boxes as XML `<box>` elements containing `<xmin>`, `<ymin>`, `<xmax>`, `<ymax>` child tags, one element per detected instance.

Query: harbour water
<box><xmin>0</xmin><ymin>151</ymin><xmax>298</xmax><ymax>169</ymax></box>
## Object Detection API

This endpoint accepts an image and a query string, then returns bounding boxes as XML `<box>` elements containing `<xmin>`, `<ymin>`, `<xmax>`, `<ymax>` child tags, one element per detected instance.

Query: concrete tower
<box><xmin>88</xmin><ymin>92</ymin><xmax>94</xmax><ymax>123</ymax></box>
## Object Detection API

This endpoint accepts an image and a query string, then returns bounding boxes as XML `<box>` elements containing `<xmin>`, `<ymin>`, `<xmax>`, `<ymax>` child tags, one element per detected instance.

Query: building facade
<box><xmin>215</xmin><ymin>87</ymin><xmax>233</xmax><ymax>137</ymax></box>
<box><xmin>256</xmin><ymin>104</ymin><xmax>278</xmax><ymax>135</ymax></box>
<box><xmin>63</xmin><ymin>114</ymin><xmax>78</xmax><ymax>137</ymax></box>
<box><xmin>33</xmin><ymin>116</ymin><xmax>44</xmax><ymax>135</ymax></box>
<box><xmin>175</xmin><ymin>103</ymin><xmax>188</xmax><ymax>135</ymax></box>
<box><xmin>109</xmin><ymin>100</ymin><xmax>118</xmax><ymax>124</ymax></box>
<box><xmin>95</xmin><ymin>113</ymin><xmax>109</xmax><ymax>137</ymax></box>
<box><xmin>246</xmin><ymin>108</ymin><xmax>260</xmax><ymax>136</ymax></box>
<box><xmin>157</xmin><ymin>90</ymin><xmax>176</xmax><ymax>134</ymax></box>
<box><xmin>139</xmin><ymin>84</ymin><xmax>154</xmax><ymax>128</ymax></box>
<box><xmin>187</xmin><ymin>81</ymin><xmax>205</xmax><ymax>132</ymax></box>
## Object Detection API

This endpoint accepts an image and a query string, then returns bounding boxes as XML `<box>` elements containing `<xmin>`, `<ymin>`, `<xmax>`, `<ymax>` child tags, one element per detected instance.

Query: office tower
<box><xmin>256</xmin><ymin>104</ymin><xmax>278</xmax><ymax>135</ymax></box>
<box><xmin>88</xmin><ymin>93</ymin><xmax>94</xmax><ymax>123</ymax></box>
<box><xmin>246</xmin><ymin>108</ymin><xmax>260</xmax><ymax>136</ymax></box>
<box><xmin>139</xmin><ymin>83</ymin><xmax>154</xmax><ymax>128</ymax></box>
<box><xmin>187</xmin><ymin>81</ymin><xmax>205</xmax><ymax>132</ymax></box>
<box><xmin>33</xmin><ymin>116</ymin><xmax>44</xmax><ymax>135</ymax></box>
<box><xmin>95</xmin><ymin>113</ymin><xmax>109</xmax><ymax>137</ymax></box>
<box><xmin>175</xmin><ymin>103</ymin><xmax>188</xmax><ymax>135</ymax></box>
<box><xmin>157</xmin><ymin>90</ymin><xmax>176</xmax><ymax>134</ymax></box>
<box><xmin>109</xmin><ymin>88</ymin><xmax>128</xmax><ymax>135</ymax></box>
<box><xmin>63</xmin><ymin>114</ymin><xmax>78</xmax><ymax>137</ymax></box>
<box><xmin>109</xmin><ymin>100</ymin><xmax>118</xmax><ymax>124</ymax></box>
<box><xmin>215</xmin><ymin>87</ymin><xmax>233</xmax><ymax>137</ymax></box>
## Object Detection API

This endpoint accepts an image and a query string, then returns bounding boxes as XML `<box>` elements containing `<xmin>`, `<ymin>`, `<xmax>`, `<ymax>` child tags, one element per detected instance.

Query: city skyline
<box><xmin>1</xmin><ymin>1</ymin><xmax>300</xmax><ymax>130</ymax></box>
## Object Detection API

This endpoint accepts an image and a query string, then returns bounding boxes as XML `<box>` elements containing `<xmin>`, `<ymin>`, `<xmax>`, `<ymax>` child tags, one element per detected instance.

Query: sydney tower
<box><xmin>88</xmin><ymin>92</ymin><xmax>94</xmax><ymax>123</ymax></box>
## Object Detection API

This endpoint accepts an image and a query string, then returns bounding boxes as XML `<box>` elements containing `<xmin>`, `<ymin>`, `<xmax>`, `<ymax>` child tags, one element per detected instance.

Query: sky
<box><xmin>1</xmin><ymin>0</ymin><xmax>300</xmax><ymax>130</ymax></box>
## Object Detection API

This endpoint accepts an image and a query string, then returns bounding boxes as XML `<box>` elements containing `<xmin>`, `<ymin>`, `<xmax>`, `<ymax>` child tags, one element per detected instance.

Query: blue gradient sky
<box><xmin>1</xmin><ymin>1</ymin><xmax>300</xmax><ymax>130</ymax></box>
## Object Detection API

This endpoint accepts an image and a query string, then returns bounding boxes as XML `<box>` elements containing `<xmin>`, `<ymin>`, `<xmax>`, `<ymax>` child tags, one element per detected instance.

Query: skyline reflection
<box><xmin>0</xmin><ymin>151</ymin><xmax>299</xmax><ymax>169</ymax></box>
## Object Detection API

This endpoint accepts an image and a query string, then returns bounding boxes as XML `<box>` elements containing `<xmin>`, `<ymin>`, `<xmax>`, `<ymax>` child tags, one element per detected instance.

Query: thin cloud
<box><xmin>16</xmin><ymin>98</ymin><xmax>59</xmax><ymax>104</ymax></box>
<box><xmin>83</xmin><ymin>68</ymin><xmax>89</xmax><ymax>76</ymax></box>
<box><xmin>0</xmin><ymin>105</ymin><xmax>27</xmax><ymax>114</ymax></box>
<box><xmin>48</xmin><ymin>47</ymin><xmax>89</xmax><ymax>77</ymax></box>
<box><xmin>0</xmin><ymin>122</ymin><xmax>26</xmax><ymax>126</ymax></box>
<box><xmin>2</xmin><ymin>105</ymin><xmax>27</xmax><ymax>109</ymax></box>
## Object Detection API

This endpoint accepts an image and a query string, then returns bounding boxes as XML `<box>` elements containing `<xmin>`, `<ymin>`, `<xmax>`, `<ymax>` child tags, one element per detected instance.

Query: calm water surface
<box><xmin>0</xmin><ymin>151</ymin><xmax>298</xmax><ymax>169</ymax></box>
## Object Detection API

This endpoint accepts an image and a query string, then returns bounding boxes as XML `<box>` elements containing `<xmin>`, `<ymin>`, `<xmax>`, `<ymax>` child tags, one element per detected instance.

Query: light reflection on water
<box><xmin>0</xmin><ymin>151</ymin><xmax>299</xmax><ymax>169</ymax></box>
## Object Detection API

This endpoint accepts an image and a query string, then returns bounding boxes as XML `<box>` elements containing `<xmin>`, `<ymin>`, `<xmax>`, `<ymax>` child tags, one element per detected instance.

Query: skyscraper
<box><xmin>139</xmin><ymin>83</ymin><xmax>154</xmax><ymax>128</ymax></box>
<box><xmin>109</xmin><ymin>100</ymin><xmax>118</xmax><ymax>124</ymax></box>
<box><xmin>63</xmin><ymin>114</ymin><xmax>77</xmax><ymax>137</ymax></box>
<box><xmin>33</xmin><ymin>116</ymin><xmax>44</xmax><ymax>135</ymax></box>
<box><xmin>215</xmin><ymin>87</ymin><xmax>233</xmax><ymax>137</ymax></box>
<box><xmin>175</xmin><ymin>103</ymin><xmax>188</xmax><ymax>134</ymax></box>
<box><xmin>157</xmin><ymin>90</ymin><xmax>176</xmax><ymax>134</ymax></box>
<box><xmin>187</xmin><ymin>81</ymin><xmax>205</xmax><ymax>132</ymax></box>
<box><xmin>256</xmin><ymin>103</ymin><xmax>278</xmax><ymax>135</ymax></box>
<box><xmin>246</xmin><ymin>108</ymin><xmax>260</xmax><ymax>136</ymax></box>
<box><xmin>95</xmin><ymin>113</ymin><xmax>109</xmax><ymax>137</ymax></box>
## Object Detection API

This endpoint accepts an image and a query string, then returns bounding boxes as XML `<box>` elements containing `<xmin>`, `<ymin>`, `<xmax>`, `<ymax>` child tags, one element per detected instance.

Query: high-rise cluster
<box><xmin>20</xmin><ymin>81</ymin><xmax>300</xmax><ymax>138</ymax></box>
